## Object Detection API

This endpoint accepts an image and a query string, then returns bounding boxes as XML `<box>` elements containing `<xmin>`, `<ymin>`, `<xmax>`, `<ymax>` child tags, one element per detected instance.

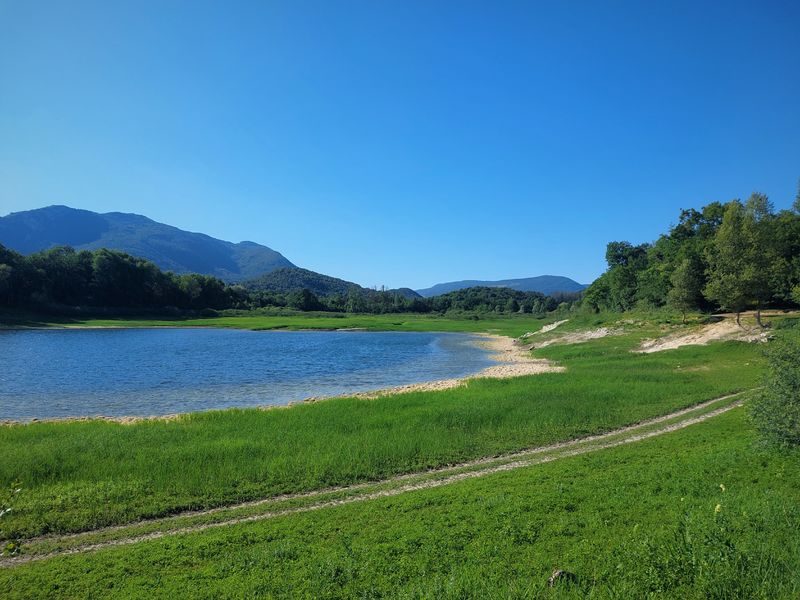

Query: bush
<box><xmin>750</xmin><ymin>329</ymin><xmax>800</xmax><ymax>447</ymax></box>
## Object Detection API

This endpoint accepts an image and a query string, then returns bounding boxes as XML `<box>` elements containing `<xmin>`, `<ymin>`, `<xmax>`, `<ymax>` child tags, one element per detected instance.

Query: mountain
<box><xmin>389</xmin><ymin>288</ymin><xmax>423</xmax><ymax>300</ymax></box>
<box><xmin>244</xmin><ymin>267</ymin><xmax>422</xmax><ymax>299</ymax></box>
<box><xmin>416</xmin><ymin>275</ymin><xmax>587</xmax><ymax>298</ymax></box>
<box><xmin>244</xmin><ymin>267</ymin><xmax>361</xmax><ymax>297</ymax></box>
<box><xmin>0</xmin><ymin>205</ymin><xmax>295</xmax><ymax>282</ymax></box>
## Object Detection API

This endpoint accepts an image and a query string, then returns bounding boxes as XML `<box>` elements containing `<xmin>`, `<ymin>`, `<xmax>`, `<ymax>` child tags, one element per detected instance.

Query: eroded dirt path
<box><xmin>0</xmin><ymin>391</ymin><xmax>748</xmax><ymax>568</ymax></box>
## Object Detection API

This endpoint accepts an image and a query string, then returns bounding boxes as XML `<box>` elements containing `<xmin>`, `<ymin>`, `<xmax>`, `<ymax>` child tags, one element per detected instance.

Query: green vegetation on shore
<box><xmin>0</xmin><ymin>310</ymin><xmax>552</xmax><ymax>337</ymax></box>
<box><xmin>4</xmin><ymin>187</ymin><xmax>800</xmax><ymax>328</ymax></box>
<box><xmin>0</xmin><ymin>323</ymin><xmax>764</xmax><ymax>541</ymax></box>
<box><xmin>3</xmin><ymin>407</ymin><xmax>798</xmax><ymax>598</ymax></box>
<box><xmin>0</xmin><ymin>244</ymin><xmax>571</xmax><ymax>317</ymax></box>
<box><xmin>0</xmin><ymin>305</ymin><xmax>729</xmax><ymax>337</ymax></box>
<box><xmin>586</xmin><ymin>191</ymin><xmax>800</xmax><ymax>319</ymax></box>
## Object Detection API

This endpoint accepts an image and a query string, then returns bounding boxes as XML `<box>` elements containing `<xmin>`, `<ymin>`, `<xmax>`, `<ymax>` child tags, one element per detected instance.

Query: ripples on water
<box><xmin>0</xmin><ymin>329</ymin><xmax>494</xmax><ymax>420</ymax></box>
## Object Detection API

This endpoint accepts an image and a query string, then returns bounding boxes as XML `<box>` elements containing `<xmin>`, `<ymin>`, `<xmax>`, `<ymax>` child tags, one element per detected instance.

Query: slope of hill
<box><xmin>416</xmin><ymin>275</ymin><xmax>587</xmax><ymax>297</ymax></box>
<box><xmin>244</xmin><ymin>267</ymin><xmax>361</xmax><ymax>297</ymax></box>
<box><xmin>389</xmin><ymin>288</ymin><xmax>423</xmax><ymax>300</ymax></box>
<box><xmin>0</xmin><ymin>205</ymin><xmax>294</xmax><ymax>281</ymax></box>
<box><xmin>244</xmin><ymin>267</ymin><xmax>422</xmax><ymax>299</ymax></box>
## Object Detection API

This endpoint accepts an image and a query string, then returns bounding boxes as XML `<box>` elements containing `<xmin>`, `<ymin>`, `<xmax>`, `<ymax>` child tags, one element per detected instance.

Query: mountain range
<box><xmin>1</xmin><ymin>205</ymin><xmax>585</xmax><ymax>297</ymax></box>
<box><xmin>0</xmin><ymin>205</ymin><xmax>294</xmax><ymax>282</ymax></box>
<box><xmin>245</xmin><ymin>267</ymin><xmax>421</xmax><ymax>299</ymax></box>
<box><xmin>415</xmin><ymin>276</ymin><xmax>587</xmax><ymax>297</ymax></box>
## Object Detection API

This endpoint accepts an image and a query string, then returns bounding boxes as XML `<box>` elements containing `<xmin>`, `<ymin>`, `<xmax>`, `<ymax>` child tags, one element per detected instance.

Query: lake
<box><xmin>0</xmin><ymin>328</ymin><xmax>495</xmax><ymax>421</ymax></box>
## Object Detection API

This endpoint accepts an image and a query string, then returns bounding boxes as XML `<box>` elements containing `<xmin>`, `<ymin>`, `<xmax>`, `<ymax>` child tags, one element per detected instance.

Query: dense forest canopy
<box><xmin>244</xmin><ymin>267</ymin><xmax>421</xmax><ymax>300</ymax></box>
<box><xmin>244</xmin><ymin>267</ymin><xmax>362</xmax><ymax>297</ymax></box>
<box><xmin>0</xmin><ymin>245</ymin><xmax>236</xmax><ymax>312</ymax></box>
<box><xmin>584</xmin><ymin>186</ymin><xmax>800</xmax><ymax>321</ymax></box>
<box><xmin>0</xmin><ymin>245</ymin><xmax>568</xmax><ymax>316</ymax></box>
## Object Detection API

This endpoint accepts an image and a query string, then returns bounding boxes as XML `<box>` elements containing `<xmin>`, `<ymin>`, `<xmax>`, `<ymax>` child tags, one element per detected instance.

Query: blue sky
<box><xmin>1</xmin><ymin>1</ymin><xmax>799</xmax><ymax>289</ymax></box>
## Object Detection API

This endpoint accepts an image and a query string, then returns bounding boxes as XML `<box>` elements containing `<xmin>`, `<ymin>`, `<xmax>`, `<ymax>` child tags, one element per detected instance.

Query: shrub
<box><xmin>750</xmin><ymin>329</ymin><xmax>800</xmax><ymax>447</ymax></box>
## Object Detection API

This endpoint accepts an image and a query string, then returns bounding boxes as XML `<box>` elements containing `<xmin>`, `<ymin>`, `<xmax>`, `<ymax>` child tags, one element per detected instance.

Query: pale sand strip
<box><xmin>636</xmin><ymin>317</ymin><xmax>768</xmax><ymax>354</ymax></box>
<box><xmin>344</xmin><ymin>334</ymin><xmax>563</xmax><ymax>399</ymax></box>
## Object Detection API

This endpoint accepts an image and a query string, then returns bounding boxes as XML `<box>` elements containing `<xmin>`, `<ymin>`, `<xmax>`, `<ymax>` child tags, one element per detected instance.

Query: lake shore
<box><xmin>1</xmin><ymin>332</ymin><xmax>560</xmax><ymax>426</ymax></box>
<box><xmin>340</xmin><ymin>333</ymin><xmax>562</xmax><ymax>399</ymax></box>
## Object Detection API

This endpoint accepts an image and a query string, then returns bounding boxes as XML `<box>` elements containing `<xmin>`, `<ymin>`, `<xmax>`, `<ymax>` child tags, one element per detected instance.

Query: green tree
<box><xmin>344</xmin><ymin>288</ymin><xmax>366</xmax><ymax>313</ymax></box>
<box><xmin>604</xmin><ymin>242</ymin><xmax>649</xmax><ymax>311</ymax></box>
<box><xmin>582</xmin><ymin>273</ymin><xmax>611</xmax><ymax>312</ymax></box>
<box><xmin>667</xmin><ymin>257</ymin><xmax>703</xmax><ymax>323</ymax></box>
<box><xmin>793</xmin><ymin>286</ymin><xmax>800</xmax><ymax>306</ymax></box>
<box><xmin>793</xmin><ymin>178</ymin><xmax>800</xmax><ymax>214</ymax></box>
<box><xmin>0</xmin><ymin>264</ymin><xmax>13</xmax><ymax>306</ymax></box>
<box><xmin>289</xmin><ymin>288</ymin><xmax>322</xmax><ymax>311</ymax></box>
<box><xmin>704</xmin><ymin>201</ymin><xmax>751</xmax><ymax>325</ymax></box>
<box><xmin>743</xmin><ymin>193</ymin><xmax>775</xmax><ymax>326</ymax></box>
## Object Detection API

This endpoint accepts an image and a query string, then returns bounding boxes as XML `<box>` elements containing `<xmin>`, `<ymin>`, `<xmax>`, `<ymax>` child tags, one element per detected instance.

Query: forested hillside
<box><xmin>416</xmin><ymin>275</ymin><xmax>586</xmax><ymax>297</ymax></box>
<box><xmin>585</xmin><ymin>189</ymin><xmax>800</xmax><ymax>321</ymax></box>
<box><xmin>0</xmin><ymin>245</ymin><xmax>240</xmax><ymax>311</ymax></box>
<box><xmin>0</xmin><ymin>245</ymin><xmax>565</xmax><ymax>316</ymax></box>
<box><xmin>0</xmin><ymin>205</ymin><xmax>295</xmax><ymax>281</ymax></box>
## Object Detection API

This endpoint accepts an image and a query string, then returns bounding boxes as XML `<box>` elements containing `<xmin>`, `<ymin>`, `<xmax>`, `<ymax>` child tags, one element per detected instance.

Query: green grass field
<box><xmin>0</xmin><ymin>306</ymin><xmax>712</xmax><ymax>337</ymax></box>
<box><xmin>1</xmin><ymin>310</ymin><xmax>553</xmax><ymax>337</ymax></box>
<box><xmin>3</xmin><ymin>407</ymin><xmax>798</xmax><ymax>598</ymax></box>
<box><xmin>0</xmin><ymin>322</ymin><xmax>763</xmax><ymax>540</ymax></box>
<box><xmin>2</xmin><ymin>310</ymin><xmax>792</xmax><ymax>598</ymax></box>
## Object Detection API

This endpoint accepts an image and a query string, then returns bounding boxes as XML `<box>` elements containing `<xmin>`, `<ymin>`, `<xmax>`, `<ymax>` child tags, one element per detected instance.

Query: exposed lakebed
<box><xmin>0</xmin><ymin>328</ymin><xmax>496</xmax><ymax>421</ymax></box>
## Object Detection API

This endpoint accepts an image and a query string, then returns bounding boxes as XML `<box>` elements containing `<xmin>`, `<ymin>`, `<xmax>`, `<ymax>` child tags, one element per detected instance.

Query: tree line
<box><xmin>583</xmin><ymin>186</ymin><xmax>800</xmax><ymax>323</ymax></box>
<box><xmin>247</xmin><ymin>285</ymin><xmax>571</xmax><ymax>315</ymax></box>
<box><xmin>0</xmin><ymin>244</ymin><xmax>572</xmax><ymax>316</ymax></box>
<box><xmin>0</xmin><ymin>245</ymin><xmax>236</xmax><ymax>312</ymax></box>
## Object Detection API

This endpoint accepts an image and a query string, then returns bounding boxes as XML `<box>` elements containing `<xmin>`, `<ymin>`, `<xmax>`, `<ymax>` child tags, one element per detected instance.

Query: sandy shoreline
<box><xmin>2</xmin><ymin>333</ymin><xmax>561</xmax><ymax>426</ymax></box>
<box><xmin>333</xmin><ymin>333</ymin><xmax>563</xmax><ymax>400</ymax></box>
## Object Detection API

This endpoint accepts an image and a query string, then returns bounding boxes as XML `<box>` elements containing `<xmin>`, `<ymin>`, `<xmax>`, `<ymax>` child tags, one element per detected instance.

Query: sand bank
<box><xmin>344</xmin><ymin>334</ymin><xmax>563</xmax><ymax>399</ymax></box>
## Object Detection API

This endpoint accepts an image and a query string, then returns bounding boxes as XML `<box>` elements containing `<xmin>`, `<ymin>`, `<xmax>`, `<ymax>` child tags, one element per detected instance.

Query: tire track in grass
<box><xmin>0</xmin><ymin>391</ymin><xmax>748</xmax><ymax>567</ymax></box>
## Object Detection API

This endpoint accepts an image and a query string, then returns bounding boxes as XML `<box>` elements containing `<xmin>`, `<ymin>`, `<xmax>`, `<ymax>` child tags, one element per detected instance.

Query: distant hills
<box><xmin>245</xmin><ymin>267</ymin><xmax>422</xmax><ymax>299</ymax></box>
<box><xmin>416</xmin><ymin>276</ymin><xmax>587</xmax><ymax>298</ymax></box>
<box><xmin>0</xmin><ymin>205</ymin><xmax>295</xmax><ymax>282</ymax></box>
<box><xmin>1</xmin><ymin>206</ymin><xmax>584</xmax><ymax>298</ymax></box>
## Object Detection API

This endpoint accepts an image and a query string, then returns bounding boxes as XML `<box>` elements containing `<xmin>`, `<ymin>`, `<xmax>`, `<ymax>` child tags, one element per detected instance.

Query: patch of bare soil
<box><xmin>521</xmin><ymin>319</ymin><xmax>569</xmax><ymax>338</ymax></box>
<box><xmin>636</xmin><ymin>315</ymin><xmax>770</xmax><ymax>354</ymax></box>
<box><xmin>530</xmin><ymin>327</ymin><xmax>623</xmax><ymax>349</ymax></box>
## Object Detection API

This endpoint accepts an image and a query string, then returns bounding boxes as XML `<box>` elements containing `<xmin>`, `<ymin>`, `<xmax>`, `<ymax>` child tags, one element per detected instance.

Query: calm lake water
<box><xmin>0</xmin><ymin>328</ymin><xmax>495</xmax><ymax>421</ymax></box>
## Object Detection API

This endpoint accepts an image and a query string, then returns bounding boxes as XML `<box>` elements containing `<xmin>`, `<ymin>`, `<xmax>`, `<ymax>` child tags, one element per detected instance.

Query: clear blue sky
<box><xmin>1</xmin><ymin>1</ymin><xmax>799</xmax><ymax>289</ymax></box>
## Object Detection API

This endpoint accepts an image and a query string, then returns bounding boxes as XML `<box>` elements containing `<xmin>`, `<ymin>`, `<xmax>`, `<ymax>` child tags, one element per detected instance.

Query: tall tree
<box><xmin>704</xmin><ymin>201</ymin><xmax>751</xmax><ymax>325</ymax></box>
<box><xmin>604</xmin><ymin>242</ymin><xmax>649</xmax><ymax>311</ymax></box>
<box><xmin>743</xmin><ymin>192</ymin><xmax>775</xmax><ymax>327</ymax></box>
<box><xmin>667</xmin><ymin>257</ymin><xmax>703</xmax><ymax>323</ymax></box>
<box><xmin>794</xmin><ymin>178</ymin><xmax>800</xmax><ymax>214</ymax></box>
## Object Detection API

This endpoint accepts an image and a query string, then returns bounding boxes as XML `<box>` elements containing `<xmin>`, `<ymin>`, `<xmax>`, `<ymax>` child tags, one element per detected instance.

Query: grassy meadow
<box><xmin>3</xmin><ymin>310</ymin><xmax>794</xmax><ymax>599</ymax></box>
<box><xmin>2</xmin><ymin>406</ymin><xmax>798</xmax><ymax>598</ymax></box>
<box><xmin>1</xmin><ymin>305</ymin><xmax>734</xmax><ymax>336</ymax></box>
<box><xmin>0</xmin><ymin>317</ymin><xmax>764</xmax><ymax>540</ymax></box>
<box><xmin>1</xmin><ymin>309</ymin><xmax>553</xmax><ymax>337</ymax></box>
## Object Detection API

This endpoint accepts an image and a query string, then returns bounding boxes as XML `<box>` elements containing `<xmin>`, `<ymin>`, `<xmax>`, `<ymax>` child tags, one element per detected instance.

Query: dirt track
<box><xmin>0</xmin><ymin>391</ymin><xmax>748</xmax><ymax>568</ymax></box>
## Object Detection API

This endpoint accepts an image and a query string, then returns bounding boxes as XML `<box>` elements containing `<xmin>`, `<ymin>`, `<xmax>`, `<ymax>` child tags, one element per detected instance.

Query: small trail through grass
<box><xmin>0</xmin><ymin>390</ymin><xmax>749</xmax><ymax>568</ymax></box>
